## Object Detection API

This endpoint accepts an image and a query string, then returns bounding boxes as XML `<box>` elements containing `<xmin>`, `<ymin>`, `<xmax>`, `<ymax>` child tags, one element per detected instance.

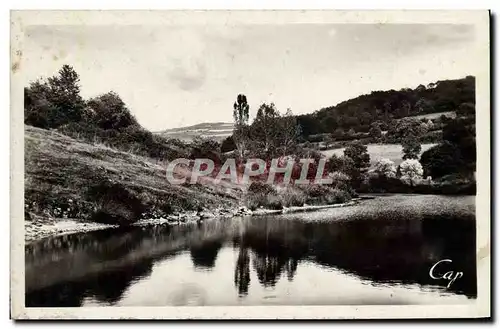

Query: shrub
<box><xmin>248</xmin><ymin>181</ymin><xmax>276</xmax><ymax>195</ymax></box>
<box><xmin>328</xmin><ymin>188</ymin><xmax>351</xmax><ymax>204</ymax></box>
<box><xmin>245</xmin><ymin>192</ymin><xmax>283</xmax><ymax>211</ymax></box>
<box><xmin>300</xmin><ymin>184</ymin><xmax>329</xmax><ymax>198</ymax></box>
<box><xmin>298</xmin><ymin>184</ymin><xmax>352</xmax><ymax>205</ymax></box>
<box><xmin>329</xmin><ymin>171</ymin><xmax>351</xmax><ymax>189</ymax></box>
<box><xmin>278</xmin><ymin>188</ymin><xmax>307</xmax><ymax>207</ymax></box>
<box><xmin>221</xmin><ymin>136</ymin><xmax>237</xmax><ymax>153</ymax></box>
<box><xmin>190</xmin><ymin>135</ymin><xmax>222</xmax><ymax>163</ymax></box>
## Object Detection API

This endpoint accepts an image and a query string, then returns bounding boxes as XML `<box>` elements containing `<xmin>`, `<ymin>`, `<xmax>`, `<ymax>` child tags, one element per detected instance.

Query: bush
<box><xmin>221</xmin><ymin>136</ymin><xmax>237</xmax><ymax>153</ymax></box>
<box><xmin>245</xmin><ymin>192</ymin><xmax>283</xmax><ymax>211</ymax></box>
<box><xmin>248</xmin><ymin>181</ymin><xmax>276</xmax><ymax>195</ymax></box>
<box><xmin>190</xmin><ymin>136</ymin><xmax>222</xmax><ymax>163</ymax></box>
<box><xmin>300</xmin><ymin>184</ymin><xmax>330</xmax><ymax>198</ymax></box>
<box><xmin>329</xmin><ymin>188</ymin><xmax>351</xmax><ymax>204</ymax></box>
<box><xmin>278</xmin><ymin>188</ymin><xmax>307</xmax><ymax>207</ymax></box>
<box><xmin>329</xmin><ymin>171</ymin><xmax>351</xmax><ymax>190</ymax></box>
<box><xmin>298</xmin><ymin>184</ymin><xmax>352</xmax><ymax>205</ymax></box>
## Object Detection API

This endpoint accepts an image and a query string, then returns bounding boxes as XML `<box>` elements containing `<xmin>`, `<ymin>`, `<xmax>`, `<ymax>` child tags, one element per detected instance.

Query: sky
<box><xmin>22</xmin><ymin>23</ymin><xmax>477</xmax><ymax>131</ymax></box>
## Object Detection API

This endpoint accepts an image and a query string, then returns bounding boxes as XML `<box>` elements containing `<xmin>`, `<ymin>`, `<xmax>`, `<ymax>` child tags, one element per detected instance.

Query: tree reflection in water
<box><xmin>234</xmin><ymin>247</ymin><xmax>250</xmax><ymax>296</ymax></box>
<box><xmin>190</xmin><ymin>239</ymin><xmax>223</xmax><ymax>269</ymax></box>
<box><xmin>232</xmin><ymin>219</ymin><xmax>307</xmax><ymax>294</ymax></box>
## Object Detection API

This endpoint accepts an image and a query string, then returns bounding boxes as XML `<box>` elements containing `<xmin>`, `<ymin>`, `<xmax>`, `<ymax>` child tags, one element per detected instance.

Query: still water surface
<box><xmin>25</xmin><ymin>194</ymin><xmax>476</xmax><ymax>307</ymax></box>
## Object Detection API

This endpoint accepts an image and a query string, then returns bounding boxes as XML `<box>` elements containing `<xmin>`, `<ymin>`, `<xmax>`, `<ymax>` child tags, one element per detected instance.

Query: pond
<box><xmin>25</xmin><ymin>194</ymin><xmax>476</xmax><ymax>307</ymax></box>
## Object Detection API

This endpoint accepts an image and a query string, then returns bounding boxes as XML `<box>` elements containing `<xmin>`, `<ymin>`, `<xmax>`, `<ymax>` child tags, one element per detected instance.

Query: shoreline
<box><xmin>25</xmin><ymin>198</ymin><xmax>362</xmax><ymax>244</ymax></box>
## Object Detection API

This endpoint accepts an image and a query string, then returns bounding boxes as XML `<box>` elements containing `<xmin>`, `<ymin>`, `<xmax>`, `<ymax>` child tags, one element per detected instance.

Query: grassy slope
<box><xmin>321</xmin><ymin>143</ymin><xmax>437</xmax><ymax>166</ymax></box>
<box><xmin>25</xmin><ymin>125</ymin><xmax>240</xmax><ymax>223</ymax></box>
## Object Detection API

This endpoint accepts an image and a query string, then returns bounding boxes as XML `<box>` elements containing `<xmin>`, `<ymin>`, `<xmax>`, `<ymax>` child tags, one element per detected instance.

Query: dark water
<box><xmin>25</xmin><ymin>194</ymin><xmax>476</xmax><ymax>307</ymax></box>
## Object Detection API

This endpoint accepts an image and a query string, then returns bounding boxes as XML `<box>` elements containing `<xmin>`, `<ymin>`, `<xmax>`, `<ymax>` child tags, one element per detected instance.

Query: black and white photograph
<box><xmin>10</xmin><ymin>10</ymin><xmax>490</xmax><ymax>319</ymax></box>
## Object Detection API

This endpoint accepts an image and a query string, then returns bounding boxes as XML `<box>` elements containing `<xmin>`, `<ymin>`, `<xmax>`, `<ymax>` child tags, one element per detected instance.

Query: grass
<box><xmin>25</xmin><ymin>125</ymin><xmax>240</xmax><ymax>224</ymax></box>
<box><xmin>405</xmin><ymin>111</ymin><xmax>456</xmax><ymax>121</ymax></box>
<box><xmin>321</xmin><ymin>143</ymin><xmax>437</xmax><ymax>166</ymax></box>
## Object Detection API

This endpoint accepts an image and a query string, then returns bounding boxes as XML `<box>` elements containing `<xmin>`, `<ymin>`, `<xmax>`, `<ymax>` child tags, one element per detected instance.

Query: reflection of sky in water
<box><xmin>81</xmin><ymin>247</ymin><xmax>471</xmax><ymax>307</ymax></box>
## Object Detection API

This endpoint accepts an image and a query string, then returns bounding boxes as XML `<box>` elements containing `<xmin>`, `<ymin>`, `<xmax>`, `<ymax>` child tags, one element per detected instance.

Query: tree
<box><xmin>386</xmin><ymin>117</ymin><xmax>428</xmax><ymax>160</ymax></box>
<box><xmin>442</xmin><ymin>118</ymin><xmax>476</xmax><ymax>174</ymax></box>
<box><xmin>416</xmin><ymin>84</ymin><xmax>427</xmax><ymax>93</ymax></box>
<box><xmin>328</xmin><ymin>154</ymin><xmax>354</xmax><ymax>174</ymax></box>
<box><xmin>251</xmin><ymin>102</ymin><xmax>281</xmax><ymax>156</ymax></box>
<box><xmin>46</xmin><ymin>65</ymin><xmax>85</xmax><ymax>125</ymax></box>
<box><xmin>232</xmin><ymin>94</ymin><xmax>250</xmax><ymax>159</ymax></box>
<box><xmin>387</xmin><ymin>117</ymin><xmax>427</xmax><ymax>142</ymax></box>
<box><xmin>87</xmin><ymin>91</ymin><xmax>138</xmax><ymax>130</ymax></box>
<box><xmin>24</xmin><ymin>81</ymin><xmax>56</xmax><ymax>128</ymax></box>
<box><xmin>457</xmin><ymin>102</ymin><xmax>475</xmax><ymax>118</ymax></box>
<box><xmin>420</xmin><ymin>142</ymin><xmax>464</xmax><ymax>179</ymax></box>
<box><xmin>402</xmin><ymin>135</ymin><xmax>421</xmax><ymax>160</ymax></box>
<box><xmin>401</xmin><ymin>100</ymin><xmax>412</xmax><ymax>116</ymax></box>
<box><xmin>24</xmin><ymin>65</ymin><xmax>85</xmax><ymax>128</ymax></box>
<box><xmin>415</xmin><ymin>98</ymin><xmax>434</xmax><ymax>114</ymax></box>
<box><xmin>278</xmin><ymin>108</ymin><xmax>301</xmax><ymax>156</ymax></box>
<box><xmin>399</xmin><ymin>159</ymin><xmax>423</xmax><ymax>186</ymax></box>
<box><xmin>323</xmin><ymin>134</ymin><xmax>334</xmax><ymax>149</ymax></box>
<box><xmin>343</xmin><ymin>141</ymin><xmax>370</xmax><ymax>187</ymax></box>
<box><xmin>233</xmin><ymin>94</ymin><xmax>249</xmax><ymax>125</ymax></box>
<box><xmin>344</xmin><ymin>141</ymin><xmax>370</xmax><ymax>170</ymax></box>
<box><xmin>374</xmin><ymin>158</ymin><xmax>396</xmax><ymax>178</ymax></box>
<box><xmin>369</xmin><ymin>122</ymin><xmax>382</xmax><ymax>141</ymax></box>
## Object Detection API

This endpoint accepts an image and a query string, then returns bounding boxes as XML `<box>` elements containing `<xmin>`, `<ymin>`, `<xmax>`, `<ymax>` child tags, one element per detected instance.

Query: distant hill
<box><xmin>155</xmin><ymin>122</ymin><xmax>234</xmax><ymax>142</ymax></box>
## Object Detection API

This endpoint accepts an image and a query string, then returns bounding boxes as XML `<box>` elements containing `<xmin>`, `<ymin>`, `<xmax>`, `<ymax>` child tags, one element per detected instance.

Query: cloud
<box><xmin>168</xmin><ymin>58</ymin><xmax>207</xmax><ymax>91</ymax></box>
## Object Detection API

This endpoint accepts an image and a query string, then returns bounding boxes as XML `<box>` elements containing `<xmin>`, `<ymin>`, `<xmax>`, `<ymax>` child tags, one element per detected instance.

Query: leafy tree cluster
<box><xmin>25</xmin><ymin>65</ymin><xmax>188</xmax><ymax>161</ymax></box>
<box><xmin>25</xmin><ymin>65</ymin><xmax>86</xmax><ymax>128</ymax></box>
<box><xmin>327</xmin><ymin>141</ymin><xmax>370</xmax><ymax>189</ymax></box>
<box><xmin>420</xmin><ymin>109</ymin><xmax>476</xmax><ymax>179</ymax></box>
<box><xmin>231</xmin><ymin>95</ymin><xmax>301</xmax><ymax>159</ymax></box>
<box><xmin>386</xmin><ymin>117</ymin><xmax>429</xmax><ymax>160</ymax></box>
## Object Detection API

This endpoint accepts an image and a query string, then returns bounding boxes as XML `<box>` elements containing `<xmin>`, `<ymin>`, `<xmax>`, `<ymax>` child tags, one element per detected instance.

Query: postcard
<box><xmin>10</xmin><ymin>10</ymin><xmax>490</xmax><ymax>319</ymax></box>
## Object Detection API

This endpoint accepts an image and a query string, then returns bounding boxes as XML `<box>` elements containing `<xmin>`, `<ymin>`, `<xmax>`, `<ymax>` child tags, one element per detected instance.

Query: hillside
<box><xmin>155</xmin><ymin>122</ymin><xmax>233</xmax><ymax>142</ymax></box>
<box><xmin>297</xmin><ymin>76</ymin><xmax>474</xmax><ymax>137</ymax></box>
<box><xmin>24</xmin><ymin>126</ymin><xmax>241</xmax><ymax>229</ymax></box>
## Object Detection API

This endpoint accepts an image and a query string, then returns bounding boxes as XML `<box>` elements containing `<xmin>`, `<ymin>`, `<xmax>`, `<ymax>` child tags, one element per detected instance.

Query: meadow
<box><xmin>404</xmin><ymin>111</ymin><xmax>456</xmax><ymax>121</ymax></box>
